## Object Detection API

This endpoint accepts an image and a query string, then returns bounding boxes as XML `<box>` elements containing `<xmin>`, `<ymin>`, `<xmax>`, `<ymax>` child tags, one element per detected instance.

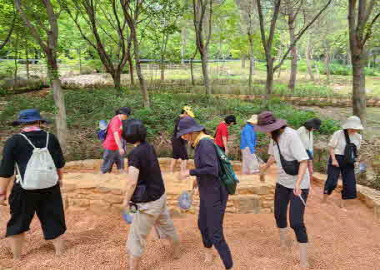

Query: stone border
<box><xmin>313</xmin><ymin>173</ymin><xmax>380</xmax><ymax>220</ymax></box>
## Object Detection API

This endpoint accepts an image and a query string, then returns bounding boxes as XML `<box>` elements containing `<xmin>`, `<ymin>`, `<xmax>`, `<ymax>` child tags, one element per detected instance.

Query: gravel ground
<box><xmin>0</xmin><ymin>185</ymin><xmax>379</xmax><ymax>270</ymax></box>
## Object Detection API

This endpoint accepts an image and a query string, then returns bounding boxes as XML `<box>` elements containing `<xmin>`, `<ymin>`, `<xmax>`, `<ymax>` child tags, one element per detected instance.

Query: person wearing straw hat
<box><xmin>297</xmin><ymin>118</ymin><xmax>322</xmax><ymax>181</ymax></box>
<box><xmin>169</xmin><ymin>106</ymin><xmax>194</xmax><ymax>174</ymax></box>
<box><xmin>322</xmin><ymin>116</ymin><xmax>363</xmax><ymax>208</ymax></box>
<box><xmin>177</xmin><ymin>117</ymin><xmax>233</xmax><ymax>269</ymax></box>
<box><xmin>0</xmin><ymin>109</ymin><xmax>66</xmax><ymax>259</ymax></box>
<box><xmin>240</xmin><ymin>115</ymin><xmax>261</xmax><ymax>174</ymax></box>
<box><xmin>258</xmin><ymin>111</ymin><xmax>310</xmax><ymax>268</ymax></box>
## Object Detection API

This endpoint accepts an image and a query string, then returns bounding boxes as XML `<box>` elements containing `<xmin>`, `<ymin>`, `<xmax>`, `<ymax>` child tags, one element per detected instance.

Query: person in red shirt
<box><xmin>214</xmin><ymin>115</ymin><xmax>236</xmax><ymax>156</ymax></box>
<box><xmin>101</xmin><ymin>107</ymin><xmax>131</xmax><ymax>174</ymax></box>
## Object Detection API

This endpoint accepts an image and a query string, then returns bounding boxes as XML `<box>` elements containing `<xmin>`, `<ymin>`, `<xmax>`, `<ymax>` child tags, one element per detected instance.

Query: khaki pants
<box><xmin>241</xmin><ymin>147</ymin><xmax>261</xmax><ymax>174</ymax></box>
<box><xmin>127</xmin><ymin>194</ymin><xmax>178</xmax><ymax>257</ymax></box>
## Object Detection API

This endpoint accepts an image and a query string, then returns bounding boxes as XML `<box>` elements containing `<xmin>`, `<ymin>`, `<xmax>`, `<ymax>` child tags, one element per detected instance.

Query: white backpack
<box><xmin>16</xmin><ymin>133</ymin><xmax>59</xmax><ymax>190</ymax></box>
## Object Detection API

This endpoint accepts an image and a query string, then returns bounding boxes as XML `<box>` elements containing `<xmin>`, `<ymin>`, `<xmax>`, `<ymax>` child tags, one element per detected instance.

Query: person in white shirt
<box><xmin>322</xmin><ymin>116</ymin><xmax>363</xmax><ymax>208</ymax></box>
<box><xmin>297</xmin><ymin>118</ymin><xmax>322</xmax><ymax>180</ymax></box>
<box><xmin>258</xmin><ymin>111</ymin><xmax>310</xmax><ymax>269</ymax></box>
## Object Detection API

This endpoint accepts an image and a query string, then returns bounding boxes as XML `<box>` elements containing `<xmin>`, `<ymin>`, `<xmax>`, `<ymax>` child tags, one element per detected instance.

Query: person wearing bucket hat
<box><xmin>177</xmin><ymin>117</ymin><xmax>233</xmax><ymax>269</ymax></box>
<box><xmin>297</xmin><ymin>118</ymin><xmax>322</xmax><ymax>180</ymax></box>
<box><xmin>0</xmin><ymin>109</ymin><xmax>66</xmax><ymax>259</ymax></box>
<box><xmin>121</xmin><ymin>119</ymin><xmax>180</xmax><ymax>269</ymax></box>
<box><xmin>100</xmin><ymin>107</ymin><xmax>131</xmax><ymax>174</ymax></box>
<box><xmin>322</xmin><ymin>116</ymin><xmax>363</xmax><ymax>208</ymax></box>
<box><xmin>214</xmin><ymin>115</ymin><xmax>236</xmax><ymax>156</ymax></box>
<box><xmin>258</xmin><ymin>111</ymin><xmax>311</xmax><ymax>268</ymax></box>
<box><xmin>240</xmin><ymin>115</ymin><xmax>261</xmax><ymax>174</ymax></box>
<box><xmin>169</xmin><ymin>106</ymin><xmax>195</xmax><ymax>174</ymax></box>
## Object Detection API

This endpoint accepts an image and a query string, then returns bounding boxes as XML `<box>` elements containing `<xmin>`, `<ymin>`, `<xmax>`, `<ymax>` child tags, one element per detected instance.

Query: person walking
<box><xmin>322</xmin><ymin>116</ymin><xmax>363</xmax><ymax>209</ymax></box>
<box><xmin>214</xmin><ymin>115</ymin><xmax>236</xmax><ymax>156</ymax></box>
<box><xmin>297</xmin><ymin>118</ymin><xmax>322</xmax><ymax>180</ymax></box>
<box><xmin>101</xmin><ymin>107</ymin><xmax>131</xmax><ymax>174</ymax></box>
<box><xmin>178</xmin><ymin>117</ymin><xmax>233</xmax><ymax>269</ymax></box>
<box><xmin>240</xmin><ymin>115</ymin><xmax>260</xmax><ymax>174</ymax></box>
<box><xmin>0</xmin><ymin>109</ymin><xmax>66</xmax><ymax>259</ymax></box>
<box><xmin>169</xmin><ymin>106</ymin><xmax>194</xmax><ymax>174</ymax></box>
<box><xmin>122</xmin><ymin>119</ymin><xmax>180</xmax><ymax>270</ymax></box>
<box><xmin>258</xmin><ymin>111</ymin><xmax>310</xmax><ymax>268</ymax></box>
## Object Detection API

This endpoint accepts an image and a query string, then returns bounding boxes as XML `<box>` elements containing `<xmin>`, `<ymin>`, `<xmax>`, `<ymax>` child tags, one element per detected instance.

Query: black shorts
<box><xmin>171</xmin><ymin>138</ymin><xmax>189</xmax><ymax>160</ymax></box>
<box><xmin>6</xmin><ymin>184</ymin><xmax>66</xmax><ymax>240</ymax></box>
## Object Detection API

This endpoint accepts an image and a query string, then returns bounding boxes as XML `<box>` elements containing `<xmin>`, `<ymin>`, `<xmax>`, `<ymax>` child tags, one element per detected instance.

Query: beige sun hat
<box><xmin>342</xmin><ymin>116</ymin><xmax>363</xmax><ymax>130</ymax></box>
<box><xmin>247</xmin><ymin>114</ymin><xmax>258</xmax><ymax>124</ymax></box>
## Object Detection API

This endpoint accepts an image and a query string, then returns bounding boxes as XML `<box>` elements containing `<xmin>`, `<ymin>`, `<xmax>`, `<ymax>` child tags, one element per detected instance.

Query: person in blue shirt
<box><xmin>240</xmin><ymin>115</ymin><xmax>260</xmax><ymax>174</ymax></box>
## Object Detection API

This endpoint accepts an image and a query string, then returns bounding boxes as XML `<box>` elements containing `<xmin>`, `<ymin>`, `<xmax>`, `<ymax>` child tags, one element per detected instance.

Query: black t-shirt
<box><xmin>128</xmin><ymin>142</ymin><xmax>165</xmax><ymax>203</ymax></box>
<box><xmin>0</xmin><ymin>131</ymin><xmax>65</xmax><ymax>181</ymax></box>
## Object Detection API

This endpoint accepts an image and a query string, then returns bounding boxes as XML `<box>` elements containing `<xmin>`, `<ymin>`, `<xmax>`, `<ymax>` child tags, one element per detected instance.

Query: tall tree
<box><xmin>192</xmin><ymin>0</ymin><xmax>213</xmax><ymax>95</ymax></box>
<box><xmin>348</xmin><ymin>0</ymin><xmax>380</xmax><ymax>123</ymax></box>
<box><xmin>15</xmin><ymin>0</ymin><xmax>68</xmax><ymax>149</ymax></box>
<box><xmin>121</xmin><ymin>0</ymin><xmax>150</xmax><ymax>107</ymax></box>
<box><xmin>62</xmin><ymin>0</ymin><xmax>133</xmax><ymax>93</ymax></box>
<box><xmin>256</xmin><ymin>0</ymin><xmax>332</xmax><ymax>95</ymax></box>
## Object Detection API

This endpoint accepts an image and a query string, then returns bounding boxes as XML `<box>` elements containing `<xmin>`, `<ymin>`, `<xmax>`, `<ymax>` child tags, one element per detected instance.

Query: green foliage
<box><xmin>0</xmin><ymin>60</ymin><xmax>15</xmax><ymax>79</ymax></box>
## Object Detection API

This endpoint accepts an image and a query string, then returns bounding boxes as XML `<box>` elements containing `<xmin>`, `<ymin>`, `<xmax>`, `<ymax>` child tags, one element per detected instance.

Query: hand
<box><xmin>260</xmin><ymin>163</ymin><xmax>268</xmax><ymax>172</ymax></box>
<box><xmin>293</xmin><ymin>184</ymin><xmax>302</xmax><ymax>196</ymax></box>
<box><xmin>58</xmin><ymin>179</ymin><xmax>63</xmax><ymax>187</ymax></box>
<box><xmin>179</xmin><ymin>170</ymin><xmax>190</xmax><ymax>181</ymax></box>
<box><xmin>119</xmin><ymin>148</ymin><xmax>126</xmax><ymax>156</ymax></box>
<box><xmin>225</xmin><ymin>149</ymin><xmax>229</xmax><ymax>156</ymax></box>
<box><xmin>122</xmin><ymin>197</ymin><xmax>130</xmax><ymax>209</ymax></box>
<box><xmin>332</xmin><ymin>159</ymin><xmax>339</xmax><ymax>167</ymax></box>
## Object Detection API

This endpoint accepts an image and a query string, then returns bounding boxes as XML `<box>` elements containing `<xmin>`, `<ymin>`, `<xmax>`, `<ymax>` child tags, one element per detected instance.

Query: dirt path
<box><xmin>0</xmin><ymin>184</ymin><xmax>379</xmax><ymax>270</ymax></box>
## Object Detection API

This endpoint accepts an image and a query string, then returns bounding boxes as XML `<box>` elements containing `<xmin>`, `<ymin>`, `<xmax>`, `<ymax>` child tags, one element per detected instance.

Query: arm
<box><xmin>0</xmin><ymin>177</ymin><xmax>11</xmax><ymax>205</ymax></box>
<box><xmin>329</xmin><ymin>147</ymin><xmax>339</xmax><ymax>167</ymax></box>
<box><xmin>247</xmin><ymin>129</ymin><xmax>256</xmax><ymax>154</ymax></box>
<box><xmin>222</xmin><ymin>136</ymin><xmax>228</xmax><ymax>154</ymax></box>
<box><xmin>0</xmin><ymin>137</ymin><xmax>16</xmax><ymax>204</ymax></box>
<box><xmin>123</xmin><ymin>166</ymin><xmax>139</xmax><ymax>207</ymax></box>
<box><xmin>260</xmin><ymin>155</ymin><xmax>276</xmax><ymax>172</ymax></box>
<box><xmin>294</xmin><ymin>160</ymin><xmax>308</xmax><ymax>195</ymax></box>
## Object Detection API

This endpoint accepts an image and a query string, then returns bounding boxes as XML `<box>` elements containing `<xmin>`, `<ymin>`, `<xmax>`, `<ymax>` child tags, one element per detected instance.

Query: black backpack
<box><xmin>343</xmin><ymin>130</ymin><xmax>357</xmax><ymax>165</ymax></box>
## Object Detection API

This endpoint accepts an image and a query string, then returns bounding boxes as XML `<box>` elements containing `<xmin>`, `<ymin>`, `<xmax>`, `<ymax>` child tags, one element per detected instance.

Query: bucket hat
<box><xmin>342</xmin><ymin>116</ymin><xmax>363</xmax><ymax>130</ymax></box>
<box><xmin>176</xmin><ymin>117</ymin><xmax>205</xmax><ymax>138</ymax></box>
<box><xmin>247</xmin><ymin>115</ymin><xmax>258</xmax><ymax>125</ymax></box>
<box><xmin>182</xmin><ymin>106</ymin><xmax>195</xmax><ymax>118</ymax></box>
<box><xmin>11</xmin><ymin>109</ymin><xmax>49</xmax><ymax>126</ymax></box>
<box><xmin>255</xmin><ymin>111</ymin><xmax>287</xmax><ymax>133</ymax></box>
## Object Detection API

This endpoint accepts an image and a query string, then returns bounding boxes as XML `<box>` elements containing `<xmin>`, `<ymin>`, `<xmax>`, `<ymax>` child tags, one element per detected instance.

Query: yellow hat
<box><xmin>247</xmin><ymin>114</ymin><xmax>258</xmax><ymax>124</ymax></box>
<box><xmin>183</xmin><ymin>106</ymin><xmax>195</xmax><ymax>118</ymax></box>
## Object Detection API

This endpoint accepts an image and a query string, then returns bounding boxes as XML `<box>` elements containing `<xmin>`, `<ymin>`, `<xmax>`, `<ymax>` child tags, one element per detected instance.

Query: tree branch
<box><xmin>274</xmin><ymin>0</ymin><xmax>332</xmax><ymax>71</ymax></box>
<box><xmin>0</xmin><ymin>10</ymin><xmax>16</xmax><ymax>50</ymax></box>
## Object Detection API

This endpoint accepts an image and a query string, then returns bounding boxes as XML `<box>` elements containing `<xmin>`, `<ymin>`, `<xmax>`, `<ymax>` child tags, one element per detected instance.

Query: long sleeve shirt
<box><xmin>240</xmin><ymin>123</ymin><xmax>257</xmax><ymax>154</ymax></box>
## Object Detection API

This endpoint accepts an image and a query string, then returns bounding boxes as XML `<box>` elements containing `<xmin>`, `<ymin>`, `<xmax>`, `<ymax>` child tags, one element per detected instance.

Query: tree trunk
<box><xmin>352</xmin><ymin>56</ymin><xmax>366</xmax><ymax>123</ymax></box>
<box><xmin>78</xmin><ymin>48</ymin><xmax>82</xmax><ymax>74</ymax></box>
<box><xmin>25</xmin><ymin>43</ymin><xmax>30</xmax><ymax>79</ymax></box>
<box><xmin>46</xmin><ymin>53</ymin><xmax>68</xmax><ymax>149</ymax></box>
<box><xmin>112</xmin><ymin>69</ymin><xmax>122</xmax><ymax>93</ymax></box>
<box><xmin>241</xmin><ymin>55</ymin><xmax>246</xmax><ymax>68</ymax></box>
<box><xmin>127</xmin><ymin>48</ymin><xmax>134</xmax><ymax>86</ymax></box>
<box><xmin>131</xmin><ymin>26</ymin><xmax>150</xmax><ymax>107</ymax></box>
<box><xmin>181</xmin><ymin>28</ymin><xmax>186</xmax><ymax>65</ymax></box>
<box><xmin>305</xmin><ymin>36</ymin><xmax>315</xmax><ymax>80</ymax></box>
<box><xmin>266</xmin><ymin>58</ymin><xmax>274</xmax><ymax>95</ymax></box>
<box><xmin>249</xmin><ymin>56</ymin><xmax>254</xmax><ymax>91</ymax></box>
<box><xmin>288</xmin><ymin>15</ymin><xmax>297</xmax><ymax>91</ymax></box>
<box><xmin>324</xmin><ymin>44</ymin><xmax>331</xmax><ymax>83</ymax></box>
<box><xmin>13</xmin><ymin>35</ymin><xmax>19</xmax><ymax>91</ymax></box>
<box><xmin>200</xmin><ymin>49</ymin><xmax>211</xmax><ymax>95</ymax></box>
<box><xmin>160</xmin><ymin>61</ymin><xmax>165</xmax><ymax>81</ymax></box>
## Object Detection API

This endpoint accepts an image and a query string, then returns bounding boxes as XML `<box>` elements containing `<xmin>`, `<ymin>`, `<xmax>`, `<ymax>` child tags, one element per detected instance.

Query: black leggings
<box><xmin>324</xmin><ymin>155</ymin><xmax>357</xmax><ymax>200</ymax></box>
<box><xmin>274</xmin><ymin>183</ymin><xmax>309</xmax><ymax>243</ymax></box>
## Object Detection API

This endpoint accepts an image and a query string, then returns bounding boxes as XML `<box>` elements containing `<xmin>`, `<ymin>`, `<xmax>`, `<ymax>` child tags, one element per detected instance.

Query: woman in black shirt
<box><xmin>0</xmin><ymin>109</ymin><xmax>66</xmax><ymax>259</ymax></box>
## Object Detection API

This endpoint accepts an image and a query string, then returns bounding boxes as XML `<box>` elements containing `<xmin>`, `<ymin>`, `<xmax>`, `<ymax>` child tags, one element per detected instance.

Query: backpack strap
<box><xmin>19</xmin><ymin>133</ymin><xmax>36</xmax><ymax>149</ymax></box>
<box><xmin>46</xmin><ymin>132</ymin><xmax>50</xmax><ymax>148</ymax></box>
<box><xmin>15</xmin><ymin>163</ymin><xmax>22</xmax><ymax>183</ymax></box>
<box><xmin>343</xmin><ymin>130</ymin><xmax>351</xmax><ymax>144</ymax></box>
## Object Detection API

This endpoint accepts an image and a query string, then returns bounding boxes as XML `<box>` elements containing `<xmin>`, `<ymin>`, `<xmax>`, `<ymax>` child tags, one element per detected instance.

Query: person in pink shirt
<box><xmin>214</xmin><ymin>115</ymin><xmax>236</xmax><ymax>156</ymax></box>
<box><xmin>101</xmin><ymin>107</ymin><xmax>131</xmax><ymax>174</ymax></box>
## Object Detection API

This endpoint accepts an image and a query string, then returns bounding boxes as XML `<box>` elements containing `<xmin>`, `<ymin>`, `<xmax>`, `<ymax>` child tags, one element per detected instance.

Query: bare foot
<box><xmin>171</xmin><ymin>242</ymin><xmax>181</xmax><ymax>259</ymax></box>
<box><xmin>204</xmin><ymin>250</ymin><xmax>214</xmax><ymax>264</ymax></box>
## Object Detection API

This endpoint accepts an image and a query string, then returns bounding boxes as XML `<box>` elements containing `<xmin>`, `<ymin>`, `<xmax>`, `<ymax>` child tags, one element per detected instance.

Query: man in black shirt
<box><xmin>0</xmin><ymin>109</ymin><xmax>66</xmax><ymax>259</ymax></box>
<box><xmin>122</xmin><ymin>119</ymin><xmax>180</xmax><ymax>270</ymax></box>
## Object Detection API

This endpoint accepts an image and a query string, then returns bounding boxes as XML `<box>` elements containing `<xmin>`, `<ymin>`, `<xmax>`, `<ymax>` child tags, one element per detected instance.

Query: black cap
<box><xmin>224</xmin><ymin>115</ymin><xmax>236</xmax><ymax>125</ymax></box>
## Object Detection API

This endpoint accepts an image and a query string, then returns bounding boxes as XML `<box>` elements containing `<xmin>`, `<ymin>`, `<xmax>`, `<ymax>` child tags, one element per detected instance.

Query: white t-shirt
<box><xmin>328</xmin><ymin>130</ymin><xmax>362</xmax><ymax>155</ymax></box>
<box><xmin>268</xmin><ymin>127</ymin><xmax>310</xmax><ymax>189</ymax></box>
<box><xmin>297</xmin><ymin>126</ymin><xmax>313</xmax><ymax>152</ymax></box>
